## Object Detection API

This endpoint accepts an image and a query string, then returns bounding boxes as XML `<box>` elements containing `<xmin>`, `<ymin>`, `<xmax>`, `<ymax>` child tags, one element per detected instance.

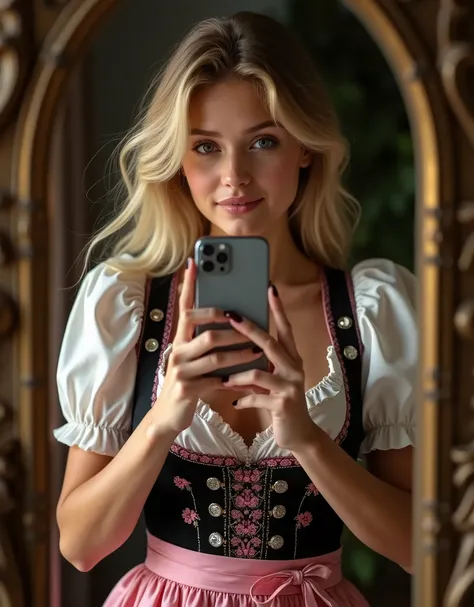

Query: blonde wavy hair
<box><xmin>86</xmin><ymin>11</ymin><xmax>360</xmax><ymax>276</ymax></box>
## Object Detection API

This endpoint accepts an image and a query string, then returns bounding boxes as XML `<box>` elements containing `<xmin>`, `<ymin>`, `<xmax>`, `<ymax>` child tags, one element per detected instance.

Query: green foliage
<box><xmin>342</xmin><ymin>528</ymin><xmax>378</xmax><ymax>587</ymax></box>
<box><xmin>287</xmin><ymin>0</ymin><xmax>415</xmax><ymax>271</ymax></box>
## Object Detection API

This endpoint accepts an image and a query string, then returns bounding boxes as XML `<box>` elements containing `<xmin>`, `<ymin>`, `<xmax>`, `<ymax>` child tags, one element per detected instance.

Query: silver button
<box><xmin>206</xmin><ymin>477</ymin><xmax>222</xmax><ymax>491</ymax></box>
<box><xmin>145</xmin><ymin>338</ymin><xmax>159</xmax><ymax>352</ymax></box>
<box><xmin>271</xmin><ymin>505</ymin><xmax>286</xmax><ymax>519</ymax></box>
<box><xmin>343</xmin><ymin>345</ymin><xmax>358</xmax><ymax>360</ymax></box>
<box><xmin>337</xmin><ymin>316</ymin><xmax>353</xmax><ymax>329</ymax></box>
<box><xmin>209</xmin><ymin>532</ymin><xmax>224</xmax><ymax>548</ymax></box>
<box><xmin>150</xmin><ymin>308</ymin><xmax>164</xmax><ymax>322</ymax></box>
<box><xmin>272</xmin><ymin>480</ymin><xmax>288</xmax><ymax>494</ymax></box>
<box><xmin>208</xmin><ymin>503</ymin><xmax>224</xmax><ymax>517</ymax></box>
<box><xmin>268</xmin><ymin>535</ymin><xmax>284</xmax><ymax>550</ymax></box>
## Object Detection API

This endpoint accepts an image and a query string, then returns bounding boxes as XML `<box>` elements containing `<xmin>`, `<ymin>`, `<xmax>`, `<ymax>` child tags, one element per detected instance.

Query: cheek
<box><xmin>183</xmin><ymin>162</ymin><xmax>215</xmax><ymax>199</ymax></box>
<box><xmin>261</xmin><ymin>155</ymin><xmax>301</xmax><ymax>196</ymax></box>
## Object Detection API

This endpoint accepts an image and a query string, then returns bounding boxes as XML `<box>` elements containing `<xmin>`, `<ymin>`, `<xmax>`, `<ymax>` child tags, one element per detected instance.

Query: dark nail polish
<box><xmin>221</xmin><ymin>375</ymin><xmax>229</xmax><ymax>383</ymax></box>
<box><xmin>232</xmin><ymin>400</ymin><xmax>238</xmax><ymax>407</ymax></box>
<box><xmin>224</xmin><ymin>311</ymin><xmax>243</xmax><ymax>323</ymax></box>
<box><xmin>186</xmin><ymin>258</ymin><xmax>190</xmax><ymax>269</ymax></box>
<box><xmin>271</xmin><ymin>284</ymin><xmax>279</xmax><ymax>297</ymax></box>
<box><xmin>252</xmin><ymin>346</ymin><xmax>263</xmax><ymax>354</ymax></box>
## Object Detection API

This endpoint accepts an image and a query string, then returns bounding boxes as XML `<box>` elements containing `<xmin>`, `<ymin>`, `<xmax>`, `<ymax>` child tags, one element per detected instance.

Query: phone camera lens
<box><xmin>202</xmin><ymin>244</ymin><xmax>214</xmax><ymax>256</ymax></box>
<box><xmin>216</xmin><ymin>252</ymin><xmax>228</xmax><ymax>263</ymax></box>
<box><xmin>202</xmin><ymin>260</ymin><xmax>214</xmax><ymax>272</ymax></box>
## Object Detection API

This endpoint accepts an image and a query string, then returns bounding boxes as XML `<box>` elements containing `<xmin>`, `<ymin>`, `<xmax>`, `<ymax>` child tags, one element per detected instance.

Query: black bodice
<box><xmin>132</xmin><ymin>268</ymin><xmax>365</xmax><ymax>560</ymax></box>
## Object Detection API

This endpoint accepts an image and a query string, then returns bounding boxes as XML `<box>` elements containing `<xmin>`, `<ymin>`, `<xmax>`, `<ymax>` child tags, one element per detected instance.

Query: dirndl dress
<box><xmin>103</xmin><ymin>267</ymin><xmax>369</xmax><ymax>606</ymax></box>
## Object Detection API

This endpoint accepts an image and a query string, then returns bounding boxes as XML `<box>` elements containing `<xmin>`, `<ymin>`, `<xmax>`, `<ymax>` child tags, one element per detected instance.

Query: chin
<box><xmin>217</xmin><ymin>221</ymin><xmax>267</xmax><ymax>238</ymax></box>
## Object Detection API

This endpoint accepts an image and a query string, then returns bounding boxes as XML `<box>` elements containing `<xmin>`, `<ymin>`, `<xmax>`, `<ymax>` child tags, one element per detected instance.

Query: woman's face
<box><xmin>181</xmin><ymin>78</ymin><xmax>311</xmax><ymax>237</ymax></box>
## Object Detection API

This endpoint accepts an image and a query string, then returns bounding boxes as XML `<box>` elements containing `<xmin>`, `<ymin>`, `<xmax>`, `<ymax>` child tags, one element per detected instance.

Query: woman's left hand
<box><xmin>222</xmin><ymin>285</ymin><xmax>317</xmax><ymax>452</ymax></box>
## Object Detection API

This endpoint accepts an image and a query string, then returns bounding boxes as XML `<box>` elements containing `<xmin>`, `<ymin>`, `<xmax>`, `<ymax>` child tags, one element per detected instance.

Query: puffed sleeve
<box><xmin>53</xmin><ymin>261</ymin><xmax>146</xmax><ymax>456</ymax></box>
<box><xmin>353</xmin><ymin>259</ymin><xmax>417</xmax><ymax>454</ymax></box>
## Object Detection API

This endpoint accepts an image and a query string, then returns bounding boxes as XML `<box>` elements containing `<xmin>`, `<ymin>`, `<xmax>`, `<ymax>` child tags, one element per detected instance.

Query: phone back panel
<box><xmin>194</xmin><ymin>236</ymin><xmax>269</xmax><ymax>376</ymax></box>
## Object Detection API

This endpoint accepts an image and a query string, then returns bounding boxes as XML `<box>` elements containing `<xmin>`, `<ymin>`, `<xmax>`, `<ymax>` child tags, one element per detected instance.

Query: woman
<box><xmin>54</xmin><ymin>11</ymin><xmax>416</xmax><ymax>606</ymax></box>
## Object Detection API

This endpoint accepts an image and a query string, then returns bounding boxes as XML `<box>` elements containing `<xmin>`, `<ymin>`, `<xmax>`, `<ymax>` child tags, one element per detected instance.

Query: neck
<box><xmin>266</xmin><ymin>219</ymin><xmax>319</xmax><ymax>286</ymax></box>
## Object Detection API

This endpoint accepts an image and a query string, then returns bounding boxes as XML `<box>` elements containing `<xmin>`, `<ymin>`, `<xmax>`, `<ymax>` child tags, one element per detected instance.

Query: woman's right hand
<box><xmin>151</xmin><ymin>259</ymin><xmax>261</xmax><ymax>436</ymax></box>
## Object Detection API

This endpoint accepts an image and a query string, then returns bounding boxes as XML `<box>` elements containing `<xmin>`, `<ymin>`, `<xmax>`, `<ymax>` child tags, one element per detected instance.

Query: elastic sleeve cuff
<box><xmin>359</xmin><ymin>424</ymin><xmax>415</xmax><ymax>455</ymax></box>
<box><xmin>53</xmin><ymin>422</ymin><xmax>130</xmax><ymax>457</ymax></box>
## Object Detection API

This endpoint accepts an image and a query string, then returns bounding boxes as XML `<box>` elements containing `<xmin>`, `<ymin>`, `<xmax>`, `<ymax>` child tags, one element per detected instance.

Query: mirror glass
<box><xmin>48</xmin><ymin>1</ymin><xmax>414</xmax><ymax>605</ymax></box>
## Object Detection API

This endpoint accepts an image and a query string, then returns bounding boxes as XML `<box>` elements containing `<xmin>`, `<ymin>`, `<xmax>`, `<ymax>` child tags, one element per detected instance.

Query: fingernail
<box><xmin>186</xmin><ymin>258</ymin><xmax>191</xmax><ymax>269</ymax></box>
<box><xmin>252</xmin><ymin>346</ymin><xmax>262</xmax><ymax>354</ymax></box>
<box><xmin>232</xmin><ymin>400</ymin><xmax>238</xmax><ymax>407</ymax></box>
<box><xmin>221</xmin><ymin>375</ymin><xmax>229</xmax><ymax>383</ymax></box>
<box><xmin>224</xmin><ymin>311</ymin><xmax>243</xmax><ymax>323</ymax></box>
<box><xmin>271</xmin><ymin>283</ymin><xmax>279</xmax><ymax>297</ymax></box>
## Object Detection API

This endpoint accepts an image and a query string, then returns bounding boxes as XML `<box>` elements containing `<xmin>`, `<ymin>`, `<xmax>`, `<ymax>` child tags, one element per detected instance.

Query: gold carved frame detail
<box><xmin>0</xmin><ymin>0</ymin><xmax>472</xmax><ymax>605</ymax></box>
<box><xmin>440</xmin><ymin>1</ymin><xmax>474</xmax><ymax>606</ymax></box>
<box><xmin>0</xmin><ymin>1</ymin><xmax>32</xmax><ymax>135</ymax></box>
<box><xmin>0</xmin><ymin>2</ymin><xmax>32</xmax><ymax>606</ymax></box>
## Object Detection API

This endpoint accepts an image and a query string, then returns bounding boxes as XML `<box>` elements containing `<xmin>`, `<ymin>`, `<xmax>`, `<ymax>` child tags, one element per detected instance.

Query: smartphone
<box><xmin>194</xmin><ymin>236</ymin><xmax>269</xmax><ymax>377</ymax></box>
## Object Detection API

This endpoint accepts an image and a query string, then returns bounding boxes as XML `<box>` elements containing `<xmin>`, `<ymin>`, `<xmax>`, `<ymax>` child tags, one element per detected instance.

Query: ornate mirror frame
<box><xmin>1</xmin><ymin>1</ymin><xmax>473</xmax><ymax>606</ymax></box>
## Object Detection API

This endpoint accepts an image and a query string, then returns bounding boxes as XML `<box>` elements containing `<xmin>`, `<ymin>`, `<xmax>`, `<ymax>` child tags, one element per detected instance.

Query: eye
<box><xmin>193</xmin><ymin>141</ymin><xmax>218</xmax><ymax>154</ymax></box>
<box><xmin>252</xmin><ymin>137</ymin><xmax>278</xmax><ymax>150</ymax></box>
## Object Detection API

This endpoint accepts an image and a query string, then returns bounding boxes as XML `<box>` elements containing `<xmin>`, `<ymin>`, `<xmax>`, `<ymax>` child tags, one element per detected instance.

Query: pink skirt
<box><xmin>103</xmin><ymin>533</ymin><xmax>369</xmax><ymax>606</ymax></box>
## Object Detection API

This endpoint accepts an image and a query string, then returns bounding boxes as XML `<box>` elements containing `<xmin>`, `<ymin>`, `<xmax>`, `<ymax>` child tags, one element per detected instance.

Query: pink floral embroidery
<box><xmin>235</xmin><ymin>521</ymin><xmax>258</xmax><ymax>536</ymax></box>
<box><xmin>173</xmin><ymin>476</ymin><xmax>200</xmax><ymax>550</ymax></box>
<box><xmin>295</xmin><ymin>511</ymin><xmax>313</xmax><ymax>529</ymax></box>
<box><xmin>257</xmin><ymin>455</ymin><xmax>300</xmax><ymax>468</ymax></box>
<box><xmin>228</xmin><ymin>467</ymin><xmax>268</xmax><ymax>559</ymax></box>
<box><xmin>169</xmin><ymin>444</ymin><xmax>239</xmax><ymax>467</ymax></box>
<box><xmin>238</xmin><ymin>546</ymin><xmax>257</xmax><ymax>557</ymax></box>
<box><xmin>265</xmin><ymin>459</ymin><xmax>278</xmax><ymax>467</ymax></box>
<box><xmin>234</xmin><ymin>468</ymin><xmax>262</xmax><ymax>483</ymax></box>
<box><xmin>174</xmin><ymin>476</ymin><xmax>191</xmax><ymax>490</ymax></box>
<box><xmin>294</xmin><ymin>481</ymin><xmax>318</xmax><ymax>557</ymax></box>
<box><xmin>235</xmin><ymin>489</ymin><xmax>260</xmax><ymax>509</ymax></box>
<box><xmin>169</xmin><ymin>444</ymin><xmax>301</xmax><ymax>469</ymax></box>
<box><xmin>250</xmin><ymin>509</ymin><xmax>263</xmax><ymax>522</ymax></box>
<box><xmin>231</xmin><ymin>537</ymin><xmax>262</xmax><ymax>558</ymax></box>
<box><xmin>182</xmin><ymin>508</ymin><xmax>200</xmax><ymax>525</ymax></box>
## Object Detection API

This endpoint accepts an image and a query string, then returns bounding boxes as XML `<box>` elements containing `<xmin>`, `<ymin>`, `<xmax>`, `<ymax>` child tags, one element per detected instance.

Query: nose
<box><xmin>221</xmin><ymin>152</ymin><xmax>251</xmax><ymax>188</ymax></box>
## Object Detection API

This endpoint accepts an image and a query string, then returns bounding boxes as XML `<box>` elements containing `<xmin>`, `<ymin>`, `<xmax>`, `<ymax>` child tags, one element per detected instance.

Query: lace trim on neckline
<box><xmin>194</xmin><ymin>345</ymin><xmax>343</xmax><ymax>460</ymax></box>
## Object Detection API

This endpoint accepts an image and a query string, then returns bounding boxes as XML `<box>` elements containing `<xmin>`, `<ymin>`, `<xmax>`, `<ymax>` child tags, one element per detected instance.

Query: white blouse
<box><xmin>54</xmin><ymin>258</ymin><xmax>417</xmax><ymax>461</ymax></box>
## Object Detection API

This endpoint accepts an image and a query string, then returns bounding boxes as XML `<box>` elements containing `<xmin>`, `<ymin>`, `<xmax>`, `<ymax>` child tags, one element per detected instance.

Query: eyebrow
<box><xmin>190</xmin><ymin>120</ymin><xmax>281</xmax><ymax>137</ymax></box>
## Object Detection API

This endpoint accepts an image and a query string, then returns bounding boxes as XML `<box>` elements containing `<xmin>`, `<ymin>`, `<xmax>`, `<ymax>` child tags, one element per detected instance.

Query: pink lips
<box><xmin>216</xmin><ymin>196</ymin><xmax>263</xmax><ymax>215</ymax></box>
